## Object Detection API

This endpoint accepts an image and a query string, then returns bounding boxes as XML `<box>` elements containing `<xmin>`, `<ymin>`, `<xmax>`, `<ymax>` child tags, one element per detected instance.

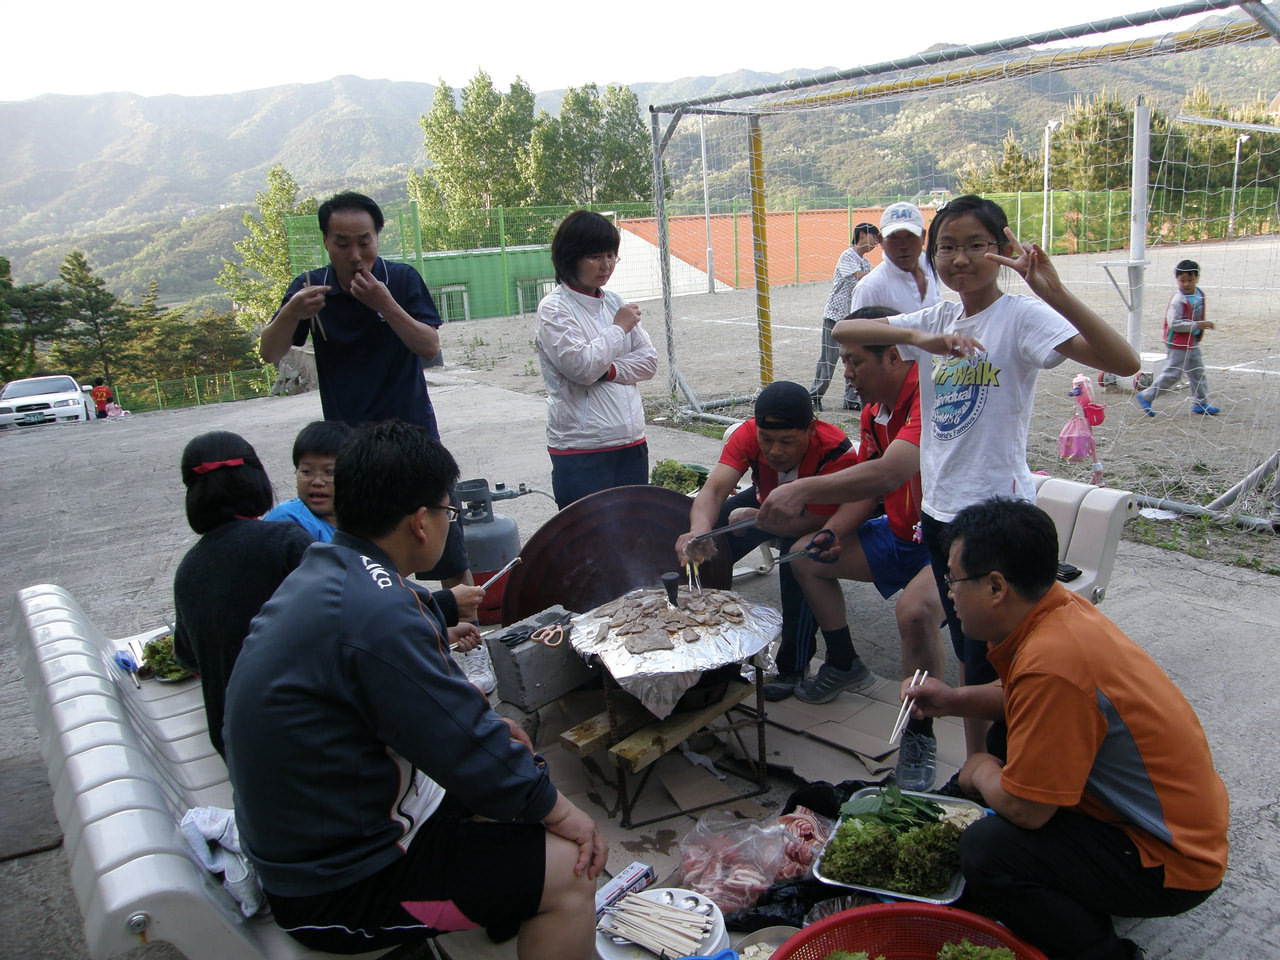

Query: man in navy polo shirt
<box><xmin>260</xmin><ymin>193</ymin><xmax>488</xmax><ymax>687</ymax></box>
<box><xmin>261</xmin><ymin>191</ymin><xmax>443</xmax><ymax>434</ymax></box>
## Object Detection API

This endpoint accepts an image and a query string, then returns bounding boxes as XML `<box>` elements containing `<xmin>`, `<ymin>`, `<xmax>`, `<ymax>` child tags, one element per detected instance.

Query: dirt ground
<box><xmin>445</xmin><ymin>235</ymin><xmax>1280</xmax><ymax>572</ymax></box>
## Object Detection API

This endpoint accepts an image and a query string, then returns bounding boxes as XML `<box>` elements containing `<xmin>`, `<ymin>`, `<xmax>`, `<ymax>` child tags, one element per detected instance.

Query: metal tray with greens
<box><xmin>811</xmin><ymin>785</ymin><xmax>986</xmax><ymax>905</ymax></box>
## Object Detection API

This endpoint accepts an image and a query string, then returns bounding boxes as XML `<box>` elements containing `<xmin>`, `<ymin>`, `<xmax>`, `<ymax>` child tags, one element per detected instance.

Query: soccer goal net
<box><xmin>645</xmin><ymin>0</ymin><xmax>1280</xmax><ymax>531</ymax></box>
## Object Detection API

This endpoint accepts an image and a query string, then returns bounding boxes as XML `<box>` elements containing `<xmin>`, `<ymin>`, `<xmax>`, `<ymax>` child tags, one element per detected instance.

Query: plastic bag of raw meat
<box><xmin>675</xmin><ymin>811</ymin><xmax>790</xmax><ymax>913</ymax></box>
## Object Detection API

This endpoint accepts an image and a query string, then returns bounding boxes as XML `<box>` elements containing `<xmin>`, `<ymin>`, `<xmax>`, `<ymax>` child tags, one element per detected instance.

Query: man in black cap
<box><xmin>676</xmin><ymin>381</ymin><xmax>864</xmax><ymax>700</ymax></box>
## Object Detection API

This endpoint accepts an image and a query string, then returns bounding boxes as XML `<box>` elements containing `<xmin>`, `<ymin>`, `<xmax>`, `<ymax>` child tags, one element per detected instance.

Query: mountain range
<box><xmin>2</xmin><ymin>15</ymin><xmax>1277</xmax><ymax>306</ymax></box>
<box><xmin>0</xmin><ymin>69</ymin><xmax>835</xmax><ymax>303</ymax></box>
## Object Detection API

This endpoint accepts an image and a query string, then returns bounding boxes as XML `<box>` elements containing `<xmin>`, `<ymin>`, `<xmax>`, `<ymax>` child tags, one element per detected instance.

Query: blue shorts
<box><xmin>858</xmin><ymin>515</ymin><xmax>931</xmax><ymax>599</ymax></box>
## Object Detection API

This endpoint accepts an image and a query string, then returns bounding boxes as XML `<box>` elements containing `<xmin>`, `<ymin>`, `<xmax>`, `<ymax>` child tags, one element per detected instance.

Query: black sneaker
<box><xmin>763</xmin><ymin>671</ymin><xmax>805</xmax><ymax>701</ymax></box>
<box><xmin>794</xmin><ymin>658</ymin><xmax>875</xmax><ymax>703</ymax></box>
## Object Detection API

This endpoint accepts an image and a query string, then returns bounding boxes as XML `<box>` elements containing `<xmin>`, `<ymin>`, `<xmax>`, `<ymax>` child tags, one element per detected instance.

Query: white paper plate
<box><xmin>595</xmin><ymin>887</ymin><xmax>728</xmax><ymax>960</ymax></box>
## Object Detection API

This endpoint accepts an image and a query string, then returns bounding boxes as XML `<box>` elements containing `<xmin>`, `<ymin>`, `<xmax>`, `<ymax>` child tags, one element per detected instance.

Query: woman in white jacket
<box><xmin>536</xmin><ymin>211</ymin><xmax>658</xmax><ymax>509</ymax></box>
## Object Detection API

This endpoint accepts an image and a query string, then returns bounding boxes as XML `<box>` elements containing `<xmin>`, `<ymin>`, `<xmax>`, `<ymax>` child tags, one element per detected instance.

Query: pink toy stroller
<box><xmin>1058</xmin><ymin>374</ymin><xmax>1106</xmax><ymax>486</ymax></box>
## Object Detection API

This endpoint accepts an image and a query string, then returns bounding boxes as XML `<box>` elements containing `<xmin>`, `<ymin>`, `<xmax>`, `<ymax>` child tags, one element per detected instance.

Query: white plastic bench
<box><xmin>1032</xmin><ymin>476</ymin><xmax>1136</xmax><ymax>605</ymax></box>
<box><xmin>11</xmin><ymin>583</ymin><xmax>439</xmax><ymax>960</ymax></box>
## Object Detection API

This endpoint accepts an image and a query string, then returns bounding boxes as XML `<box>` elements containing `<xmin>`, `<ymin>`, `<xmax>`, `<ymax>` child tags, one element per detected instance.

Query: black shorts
<box><xmin>266</xmin><ymin>798</ymin><xmax>546</xmax><ymax>953</ymax></box>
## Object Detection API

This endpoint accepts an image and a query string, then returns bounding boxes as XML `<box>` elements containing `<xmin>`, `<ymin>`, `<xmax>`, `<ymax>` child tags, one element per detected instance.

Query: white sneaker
<box><xmin>458</xmin><ymin>643</ymin><xmax>496</xmax><ymax>695</ymax></box>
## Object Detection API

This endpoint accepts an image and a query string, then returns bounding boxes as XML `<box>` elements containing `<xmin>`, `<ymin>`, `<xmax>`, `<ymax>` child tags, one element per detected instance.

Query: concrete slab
<box><xmin>1</xmin><ymin>370</ymin><xmax>1275</xmax><ymax>959</ymax></box>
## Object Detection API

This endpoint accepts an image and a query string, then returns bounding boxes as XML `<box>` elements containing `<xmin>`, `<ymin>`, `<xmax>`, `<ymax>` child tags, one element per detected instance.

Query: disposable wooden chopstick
<box><xmin>599</xmin><ymin>894</ymin><xmax>711</xmax><ymax>957</ymax></box>
<box><xmin>890</xmin><ymin>669</ymin><xmax>928</xmax><ymax>744</ymax></box>
<box><xmin>888</xmin><ymin>669</ymin><xmax>919</xmax><ymax>743</ymax></box>
<box><xmin>610</xmin><ymin>896</ymin><xmax>709</xmax><ymax>925</ymax></box>
<box><xmin>598</xmin><ymin>915</ymin><xmax>705</xmax><ymax>957</ymax></box>
<box><xmin>301</xmin><ymin>270</ymin><xmax>328</xmax><ymax>341</ymax></box>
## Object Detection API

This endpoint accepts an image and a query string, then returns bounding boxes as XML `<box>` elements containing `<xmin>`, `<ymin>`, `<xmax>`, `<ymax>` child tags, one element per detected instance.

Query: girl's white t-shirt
<box><xmin>892</xmin><ymin>294</ymin><xmax>1076</xmax><ymax>521</ymax></box>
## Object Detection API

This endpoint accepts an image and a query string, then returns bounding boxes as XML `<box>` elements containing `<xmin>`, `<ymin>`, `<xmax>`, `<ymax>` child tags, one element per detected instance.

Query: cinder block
<box><xmin>487</xmin><ymin>606</ymin><xmax>596</xmax><ymax>711</ymax></box>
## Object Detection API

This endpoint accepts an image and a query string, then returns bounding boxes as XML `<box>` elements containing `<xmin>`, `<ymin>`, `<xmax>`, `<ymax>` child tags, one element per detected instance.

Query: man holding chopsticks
<box><xmin>755</xmin><ymin>309</ymin><xmax>943</xmax><ymax>791</ymax></box>
<box><xmin>675</xmin><ymin>380</ymin><xmax>860</xmax><ymax>701</ymax></box>
<box><xmin>901</xmin><ymin>498</ymin><xmax>1227</xmax><ymax>960</ymax></box>
<box><xmin>260</xmin><ymin>192</ymin><xmax>485</xmax><ymax>684</ymax></box>
<box><xmin>261</xmin><ymin>192</ymin><xmax>443</xmax><ymax>433</ymax></box>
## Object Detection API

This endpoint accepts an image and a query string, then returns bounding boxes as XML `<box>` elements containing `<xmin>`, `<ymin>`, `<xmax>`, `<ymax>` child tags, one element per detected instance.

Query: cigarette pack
<box><xmin>594</xmin><ymin>860</ymin><xmax>656</xmax><ymax>918</ymax></box>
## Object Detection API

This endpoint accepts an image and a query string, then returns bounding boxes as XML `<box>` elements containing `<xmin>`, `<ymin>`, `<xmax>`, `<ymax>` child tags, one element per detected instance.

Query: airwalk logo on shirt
<box><xmin>361</xmin><ymin>555</ymin><xmax>395</xmax><ymax>589</ymax></box>
<box><xmin>930</xmin><ymin>353</ymin><xmax>1000</xmax><ymax>440</ymax></box>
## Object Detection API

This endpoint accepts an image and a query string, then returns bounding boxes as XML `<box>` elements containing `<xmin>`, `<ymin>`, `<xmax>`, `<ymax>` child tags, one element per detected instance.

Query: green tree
<box><xmin>126</xmin><ymin>278</ymin><xmax>261</xmax><ymax>380</ymax></box>
<box><xmin>0</xmin><ymin>257</ymin><xmax>69</xmax><ymax>381</ymax></box>
<box><xmin>138</xmin><ymin>307</ymin><xmax>259</xmax><ymax>380</ymax></box>
<box><xmin>216</xmin><ymin>165</ymin><xmax>316</xmax><ymax>334</ymax></box>
<box><xmin>958</xmin><ymin>130</ymin><xmax>1040</xmax><ymax>193</ymax></box>
<box><xmin>414</xmin><ymin>72</ymin><xmax>652</xmax><ymax>246</ymax></box>
<box><xmin>1053</xmin><ymin>92</ymin><xmax>1135</xmax><ymax>192</ymax></box>
<box><xmin>598</xmin><ymin>85</ymin><xmax>653</xmax><ymax>203</ymax></box>
<box><xmin>528</xmin><ymin>84</ymin><xmax>653</xmax><ymax>205</ymax></box>
<box><xmin>1159</xmin><ymin>85</ymin><xmax>1279</xmax><ymax>190</ymax></box>
<box><xmin>419</xmin><ymin>73</ymin><xmax>535</xmax><ymax>210</ymax></box>
<box><xmin>50</xmin><ymin>251</ymin><xmax>140</xmax><ymax>387</ymax></box>
<box><xmin>529</xmin><ymin>85</ymin><xmax>604</xmax><ymax>204</ymax></box>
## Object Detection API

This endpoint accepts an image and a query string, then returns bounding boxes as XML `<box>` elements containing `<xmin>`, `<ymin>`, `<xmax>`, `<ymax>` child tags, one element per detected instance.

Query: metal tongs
<box><xmin>777</xmin><ymin>528</ymin><xmax>837</xmax><ymax>564</ymax></box>
<box><xmin>683</xmin><ymin>517</ymin><xmax>759</xmax><ymax>595</ymax></box>
<box><xmin>687</xmin><ymin>517</ymin><xmax>758</xmax><ymax>543</ymax></box>
<box><xmin>479</xmin><ymin>555</ymin><xmax>521</xmax><ymax>591</ymax></box>
<box><xmin>685</xmin><ymin>561</ymin><xmax>702</xmax><ymax>595</ymax></box>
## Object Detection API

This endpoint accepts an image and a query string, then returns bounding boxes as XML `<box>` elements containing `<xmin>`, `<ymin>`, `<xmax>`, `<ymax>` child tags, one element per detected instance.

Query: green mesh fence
<box><xmin>115</xmin><ymin>367</ymin><xmax>276</xmax><ymax>414</ymax></box>
<box><xmin>283</xmin><ymin>190</ymin><xmax>1275</xmax><ymax>322</ymax></box>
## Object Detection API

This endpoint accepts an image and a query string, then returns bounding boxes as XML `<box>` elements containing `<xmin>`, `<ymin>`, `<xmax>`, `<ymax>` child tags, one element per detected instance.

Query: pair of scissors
<box><xmin>777</xmin><ymin>528</ymin><xmax>838</xmax><ymax>564</ymax></box>
<box><xmin>530</xmin><ymin>613</ymin><xmax>571</xmax><ymax>647</ymax></box>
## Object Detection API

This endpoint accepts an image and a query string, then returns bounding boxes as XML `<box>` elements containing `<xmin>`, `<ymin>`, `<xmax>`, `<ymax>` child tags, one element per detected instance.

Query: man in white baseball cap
<box><xmin>849</xmin><ymin>201</ymin><xmax>939</xmax><ymax>319</ymax></box>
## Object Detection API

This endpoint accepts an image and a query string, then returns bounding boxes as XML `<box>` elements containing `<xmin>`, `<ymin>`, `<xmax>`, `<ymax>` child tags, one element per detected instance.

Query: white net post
<box><xmin>1128</xmin><ymin>97</ymin><xmax>1151</xmax><ymax>359</ymax></box>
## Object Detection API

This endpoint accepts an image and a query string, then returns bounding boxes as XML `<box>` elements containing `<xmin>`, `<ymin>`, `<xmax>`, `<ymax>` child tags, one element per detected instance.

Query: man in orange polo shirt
<box><xmin>903</xmin><ymin>498</ymin><xmax>1227</xmax><ymax>960</ymax></box>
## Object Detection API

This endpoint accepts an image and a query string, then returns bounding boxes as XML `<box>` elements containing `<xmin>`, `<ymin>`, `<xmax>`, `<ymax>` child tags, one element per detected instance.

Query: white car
<box><xmin>0</xmin><ymin>375</ymin><xmax>94</xmax><ymax>428</ymax></box>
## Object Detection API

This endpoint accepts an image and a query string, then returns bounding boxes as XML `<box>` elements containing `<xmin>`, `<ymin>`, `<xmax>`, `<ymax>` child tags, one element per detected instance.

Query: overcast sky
<box><xmin>2</xmin><ymin>1</ymin><xmax>1218</xmax><ymax>102</ymax></box>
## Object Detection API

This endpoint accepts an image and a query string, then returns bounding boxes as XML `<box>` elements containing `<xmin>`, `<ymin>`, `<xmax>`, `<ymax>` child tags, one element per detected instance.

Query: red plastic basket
<box><xmin>771</xmin><ymin>902</ymin><xmax>1048</xmax><ymax>960</ymax></box>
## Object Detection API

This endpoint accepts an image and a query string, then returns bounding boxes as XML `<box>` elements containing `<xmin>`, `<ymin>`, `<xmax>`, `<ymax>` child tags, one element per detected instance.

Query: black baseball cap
<box><xmin>754</xmin><ymin>381</ymin><xmax>814</xmax><ymax>430</ymax></box>
<box><xmin>1175</xmin><ymin>259</ymin><xmax>1200</xmax><ymax>275</ymax></box>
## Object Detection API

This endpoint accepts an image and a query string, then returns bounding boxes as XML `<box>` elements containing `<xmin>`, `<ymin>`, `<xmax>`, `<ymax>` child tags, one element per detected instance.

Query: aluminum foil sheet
<box><xmin>569</xmin><ymin>587</ymin><xmax>781</xmax><ymax>719</ymax></box>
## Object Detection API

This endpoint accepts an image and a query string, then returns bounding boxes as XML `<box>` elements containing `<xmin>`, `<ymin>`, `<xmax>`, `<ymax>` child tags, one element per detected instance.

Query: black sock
<box><xmin>822</xmin><ymin>627</ymin><xmax>855</xmax><ymax>671</ymax></box>
<box><xmin>906</xmin><ymin>715</ymin><xmax>933</xmax><ymax>737</ymax></box>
